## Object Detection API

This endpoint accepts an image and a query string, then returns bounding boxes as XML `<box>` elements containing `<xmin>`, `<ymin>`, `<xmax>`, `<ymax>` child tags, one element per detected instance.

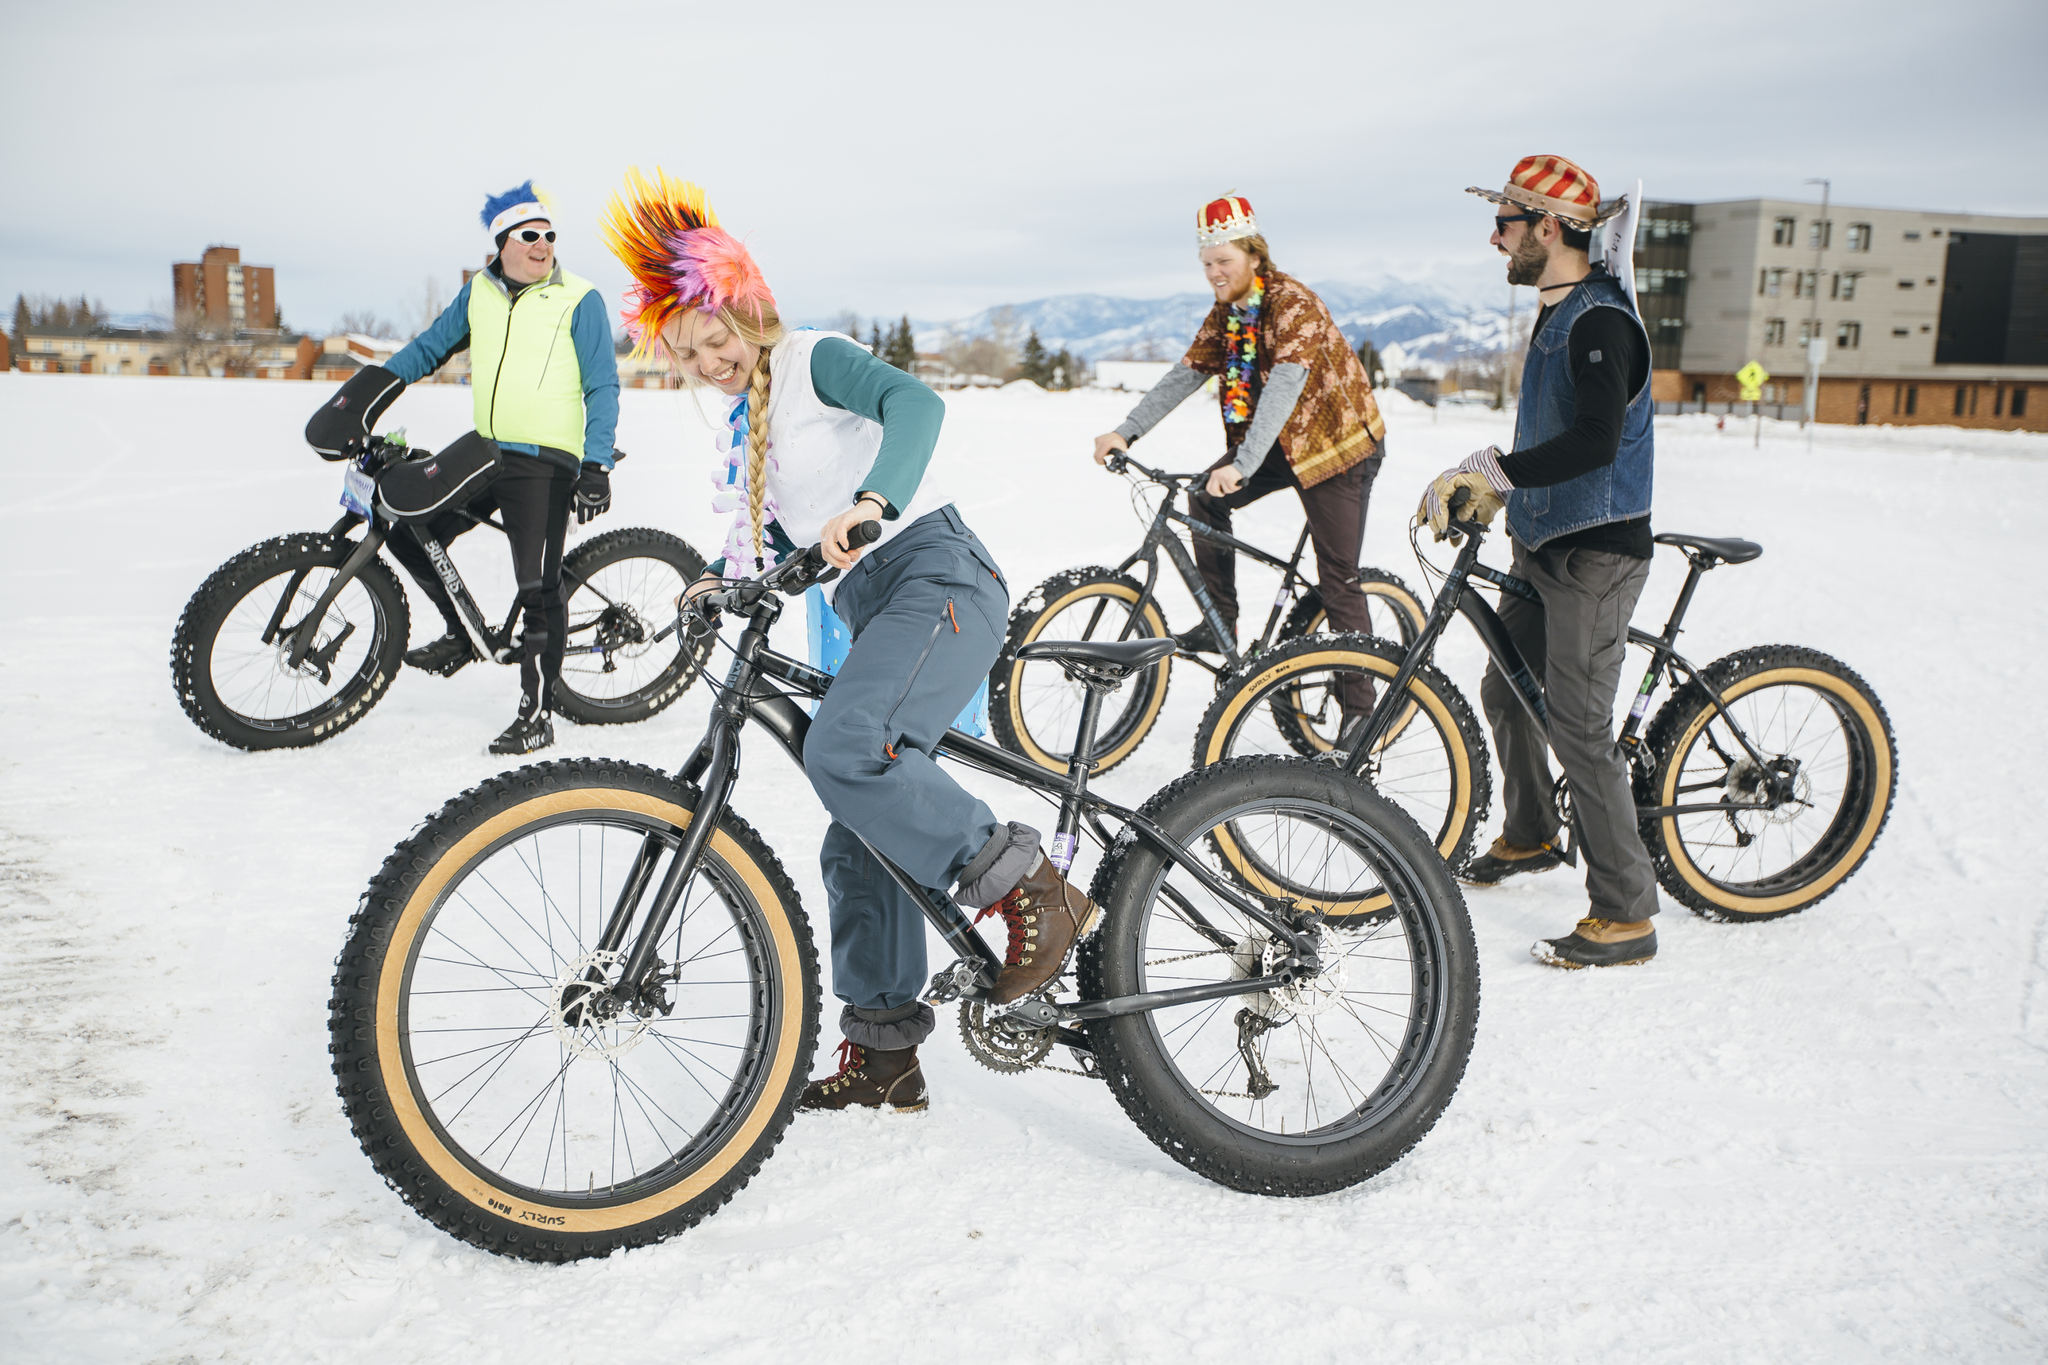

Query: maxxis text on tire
<box><xmin>1076</xmin><ymin>755</ymin><xmax>1478</xmax><ymax>1196</ymax></box>
<box><xmin>328</xmin><ymin>758</ymin><xmax>820</xmax><ymax>1262</ymax></box>
<box><xmin>1635</xmin><ymin>644</ymin><xmax>1896</xmax><ymax>922</ymax></box>
<box><xmin>170</xmin><ymin>532</ymin><xmax>408</xmax><ymax>750</ymax></box>
<box><xmin>989</xmin><ymin>566</ymin><xmax>1172</xmax><ymax>775</ymax></box>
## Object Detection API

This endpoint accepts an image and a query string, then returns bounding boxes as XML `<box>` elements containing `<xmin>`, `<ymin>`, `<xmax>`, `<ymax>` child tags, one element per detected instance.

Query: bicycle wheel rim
<box><xmin>1661</xmin><ymin>677</ymin><xmax>1874</xmax><ymax>903</ymax></box>
<box><xmin>1014</xmin><ymin>591</ymin><xmax>1159</xmax><ymax>761</ymax></box>
<box><xmin>208</xmin><ymin>566</ymin><xmax>386</xmax><ymax>728</ymax></box>
<box><xmin>559</xmin><ymin>557</ymin><xmax>696</xmax><ymax>705</ymax></box>
<box><xmin>1221</xmin><ymin>664</ymin><xmax>1463</xmax><ymax>860</ymax></box>
<box><xmin>387</xmin><ymin>802</ymin><xmax>793</xmax><ymax>1220</ymax></box>
<box><xmin>1135</xmin><ymin>798</ymin><xmax>1451</xmax><ymax>1143</ymax></box>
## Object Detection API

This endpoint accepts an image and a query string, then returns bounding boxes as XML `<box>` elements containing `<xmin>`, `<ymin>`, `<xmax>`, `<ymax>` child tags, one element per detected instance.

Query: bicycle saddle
<box><xmin>1655</xmin><ymin>533</ymin><xmax>1762</xmax><ymax>565</ymax></box>
<box><xmin>1017</xmin><ymin>637</ymin><xmax>1178</xmax><ymax>675</ymax></box>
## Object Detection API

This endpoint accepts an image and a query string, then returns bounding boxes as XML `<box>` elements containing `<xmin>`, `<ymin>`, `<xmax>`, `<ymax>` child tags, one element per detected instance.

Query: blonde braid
<box><xmin>744</xmin><ymin>347</ymin><xmax>774</xmax><ymax>572</ymax></box>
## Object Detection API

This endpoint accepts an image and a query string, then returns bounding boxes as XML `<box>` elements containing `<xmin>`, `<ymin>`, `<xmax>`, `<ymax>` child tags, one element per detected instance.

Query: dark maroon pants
<box><xmin>1189</xmin><ymin>442</ymin><xmax>1383</xmax><ymax>711</ymax></box>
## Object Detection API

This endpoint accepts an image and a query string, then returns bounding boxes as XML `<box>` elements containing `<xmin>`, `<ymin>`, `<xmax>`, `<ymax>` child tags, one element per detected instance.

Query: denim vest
<box><xmin>1507</xmin><ymin>270</ymin><xmax>1654</xmax><ymax>549</ymax></box>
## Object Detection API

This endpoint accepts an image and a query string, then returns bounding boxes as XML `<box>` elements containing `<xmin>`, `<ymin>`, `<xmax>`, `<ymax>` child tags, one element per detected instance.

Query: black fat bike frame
<box><xmin>269</xmin><ymin>436</ymin><xmax>656</xmax><ymax>682</ymax></box>
<box><xmin>1099</xmin><ymin>450</ymin><xmax>1333</xmax><ymax>678</ymax></box>
<box><xmin>576</xmin><ymin>542</ymin><xmax>1333</xmax><ymax>1046</ymax></box>
<box><xmin>1334</xmin><ymin>513</ymin><xmax>1794</xmax><ymax>858</ymax></box>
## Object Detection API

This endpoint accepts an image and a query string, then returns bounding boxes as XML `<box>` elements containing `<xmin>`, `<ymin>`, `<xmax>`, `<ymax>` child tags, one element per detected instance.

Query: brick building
<box><xmin>172</xmin><ymin>245</ymin><xmax>278</xmax><ymax>330</ymax></box>
<box><xmin>1635</xmin><ymin>198</ymin><xmax>2045</xmax><ymax>431</ymax></box>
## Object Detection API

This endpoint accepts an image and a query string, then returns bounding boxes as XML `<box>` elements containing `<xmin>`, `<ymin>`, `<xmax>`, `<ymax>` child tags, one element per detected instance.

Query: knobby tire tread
<box><xmin>988</xmin><ymin>565</ymin><xmax>1172</xmax><ymax>775</ymax></box>
<box><xmin>327</xmin><ymin>757</ymin><xmax>820</xmax><ymax>1263</ymax></box>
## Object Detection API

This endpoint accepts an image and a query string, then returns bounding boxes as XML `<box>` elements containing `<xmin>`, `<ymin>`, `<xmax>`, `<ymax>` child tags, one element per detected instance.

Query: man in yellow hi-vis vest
<box><xmin>309</xmin><ymin>180</ymin><xmax>621</xmax><ymax>755</ymax></box>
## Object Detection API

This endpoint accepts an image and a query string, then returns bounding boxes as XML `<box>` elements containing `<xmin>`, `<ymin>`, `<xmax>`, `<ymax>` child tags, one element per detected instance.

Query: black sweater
<box><xmin>1496</xmin><ymin>300</ymin><xmax>1653</xmax><ymax>559</ymax></box>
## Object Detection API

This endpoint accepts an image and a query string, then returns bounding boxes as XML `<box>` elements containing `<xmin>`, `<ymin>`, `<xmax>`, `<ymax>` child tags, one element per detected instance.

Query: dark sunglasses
<box><xmin>1494</xmin><ymin>211</ymin><xmax>1544</xmax><ymax>233</ymax></box>
<box><xmin>512</xmin><ymin>228</ymin><xmax>557</xmax><ymax>244</ymax></box>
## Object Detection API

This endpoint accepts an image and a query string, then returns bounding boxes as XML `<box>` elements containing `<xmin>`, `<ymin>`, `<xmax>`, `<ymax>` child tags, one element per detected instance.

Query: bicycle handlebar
<box><xmin>1103</xmin><ymin>450</ymin><xmax>1211</xmax><ymax>487</ymax></box>
<box><xmin>680</xmin><ymin>519</ymin><xmax>882</xmax><ymax>638</ymax></box>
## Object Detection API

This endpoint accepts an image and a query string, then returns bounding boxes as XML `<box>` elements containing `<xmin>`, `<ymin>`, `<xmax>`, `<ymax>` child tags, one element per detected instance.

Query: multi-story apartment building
<box><xmin>172</xmin><ymin>245</ymin><xmax>278</xmax><ymax>330</ymax></box>
<box><xmin>1638</xmin><ymin>198</ymin><xmax>2045</xmax><ymax>431</ymax></box>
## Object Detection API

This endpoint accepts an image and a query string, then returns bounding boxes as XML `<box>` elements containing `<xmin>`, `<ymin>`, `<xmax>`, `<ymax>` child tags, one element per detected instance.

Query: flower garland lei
<box><xmin>1221</xmin><ymin>273</ymin><xmax>1266</xmax><ymax>426</ymax></box>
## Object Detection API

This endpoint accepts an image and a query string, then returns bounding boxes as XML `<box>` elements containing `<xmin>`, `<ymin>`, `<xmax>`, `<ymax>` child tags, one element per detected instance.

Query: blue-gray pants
<box><xmin>804</xmin><ymin>507</ymin><xmax>1010</xmax><ymax>1045</ymax></box>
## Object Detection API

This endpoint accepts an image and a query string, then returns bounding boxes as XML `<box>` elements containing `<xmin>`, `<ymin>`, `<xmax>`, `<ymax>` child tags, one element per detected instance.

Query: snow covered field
<box><xmin>2</xmin><ymin>373</ymin><xmax>2045</xmax><ymax>1363</ymax></box>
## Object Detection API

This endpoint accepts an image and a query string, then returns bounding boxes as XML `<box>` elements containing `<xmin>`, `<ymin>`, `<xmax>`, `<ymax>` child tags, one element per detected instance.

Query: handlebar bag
<box><xmin>375</xmin><ymin>432</ymin><xmax>503</xmax><ymax>523</ymax></box>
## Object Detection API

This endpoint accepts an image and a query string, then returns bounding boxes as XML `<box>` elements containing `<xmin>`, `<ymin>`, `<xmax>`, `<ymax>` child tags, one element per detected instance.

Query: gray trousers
<box><xmin>804</xmin><ymin>508</ymin><xmax>1011</xmax><ymax>1045</ymax></box>
<box><xmin>1479</xmin><ymin>540</ymin><xmax>1660</xmax><ymax>922</ymax></box>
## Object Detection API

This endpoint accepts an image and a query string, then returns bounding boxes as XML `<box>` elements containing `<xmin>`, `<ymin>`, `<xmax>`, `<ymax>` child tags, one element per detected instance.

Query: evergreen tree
<box><xmin>1018</xmin><ymin>329</ymin><xmax>1051</xmax><ymax>386</ymax></box>
<box><xmin>1050</xmin><ymin>347</ymin><xmax>1081</xmax><ymax>390</ymax></box>
<box><xmin>50</xmin><ymin>300</ymin><xmax>71</xmax><ymax>329</ymax></box>
<box><xmin>887</xmin><ymin>314</ymin><xmax>917</xmax><ymax>371</ymax></box>
<box><xmin>868</xmin><ymin>322</ymin><xmax>885</xmax><ymax>357</ymax></box>
<box><xmin>1355</xmin><ymin>338</ymin><xmax>1386</xmax><ymax>387</ymax></box>
<box><xmin>11</xmin><ymin>294</ymin><xmax>29</xmax><ymax>343</ymax></box>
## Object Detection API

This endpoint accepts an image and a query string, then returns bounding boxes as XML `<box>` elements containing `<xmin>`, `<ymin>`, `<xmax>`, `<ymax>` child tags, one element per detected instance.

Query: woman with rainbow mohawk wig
<box><xmin>603</xmin><ymin>168</ymin><xmax>1100</xmax><ymax>1114</ymax></box>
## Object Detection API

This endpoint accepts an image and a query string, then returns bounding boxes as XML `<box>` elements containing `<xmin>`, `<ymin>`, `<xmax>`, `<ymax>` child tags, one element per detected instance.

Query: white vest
<box><xmin>758</xmin><ymin>330</ymin><xmax>940</xmax><ymax>597</ymax></box>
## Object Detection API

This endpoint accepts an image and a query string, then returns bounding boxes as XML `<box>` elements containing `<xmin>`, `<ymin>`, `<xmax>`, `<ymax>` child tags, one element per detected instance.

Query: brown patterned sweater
<box><xmin>1180</xmin><ymin>270</ymin><xmax>1386</xmax><ymax>488</ymax></box>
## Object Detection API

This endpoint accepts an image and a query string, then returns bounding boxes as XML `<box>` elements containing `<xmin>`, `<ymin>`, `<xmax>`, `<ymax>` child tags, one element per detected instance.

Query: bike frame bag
<box><xmin>375</xmin><ymin>432</ymin><xmax>503</xmax><ymax>523</ymax></box>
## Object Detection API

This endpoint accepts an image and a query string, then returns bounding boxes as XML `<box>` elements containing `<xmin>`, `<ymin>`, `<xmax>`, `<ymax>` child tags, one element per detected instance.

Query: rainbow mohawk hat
<box><xmin>481</xmin><ymin>180</ymin><xmax>554</xmax><ymax>243</ymax></box>
<box><xmin>600</xmin><ymin>168</ymin><xmax>775</xmax><ymax>358</ymax></box>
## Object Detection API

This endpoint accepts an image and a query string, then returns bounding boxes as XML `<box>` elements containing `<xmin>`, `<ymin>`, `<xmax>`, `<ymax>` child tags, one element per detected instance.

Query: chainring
<box><xmin>958</xmin><ymin>1000</ymin><xmax>1056</xmax><ymax>1074</ymax></box>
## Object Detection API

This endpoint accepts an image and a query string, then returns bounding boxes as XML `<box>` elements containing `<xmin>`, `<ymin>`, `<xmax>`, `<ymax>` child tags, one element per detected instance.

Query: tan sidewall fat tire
<box><xmin>1194</xmin><ymin>633</ymin><xmax>1491</xmax><ymax>875</ymax></box>
<box><xmin>329</xmin><ymin>759</ymin><xmax>819</xmax><ymax>1261</ymax></box>
<box><xmin>990</xmin><ymin>568</ymin><xmax>1172</xmax><ymax>775</ymax></box>
<box><xmin>1639</xmin><ymin>645</ymin><xmax>1896</xmax><ymax>921</ymax></box>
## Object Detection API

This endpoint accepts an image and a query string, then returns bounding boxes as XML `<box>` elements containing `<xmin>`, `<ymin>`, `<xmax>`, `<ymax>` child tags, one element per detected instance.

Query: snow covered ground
<box><xmin>2</xmin><ymin>373</ymin><xmax>2045</xmax><ymax>1363</ymax></box>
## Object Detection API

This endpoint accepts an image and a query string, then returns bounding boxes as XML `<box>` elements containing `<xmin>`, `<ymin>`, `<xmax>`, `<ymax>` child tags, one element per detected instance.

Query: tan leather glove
<box><xmin>1416</xmin><ymin>446</ymin><xmax>1512</xmax><ymax>540</ymax></box>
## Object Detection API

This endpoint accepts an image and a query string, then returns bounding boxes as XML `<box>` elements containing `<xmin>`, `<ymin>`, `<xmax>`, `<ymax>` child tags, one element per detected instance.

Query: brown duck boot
<box><xmin>1533</xmin><ymin>917</ymin><xmax>1657</xmax><ymax>969</ymax></box>
<box><xmin>1458</xmin><ymin>836</ymin><xmax>1565</xmax><ymax>887</ymax></box>
<box><xmin>796</xmin><ymin>1040</ymin><xmax>928</xmax><ymax>1113</ymax></box>
<box><xmin>975</xmin><ymin>852</ymin><xmax>1101</xmax><ymax>1006</ymax></box>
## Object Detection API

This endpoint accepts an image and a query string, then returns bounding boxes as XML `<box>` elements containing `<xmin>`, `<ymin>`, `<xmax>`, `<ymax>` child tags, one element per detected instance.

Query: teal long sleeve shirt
<box><xmin>706</xmin><ymin>336</ymin><xmax>943</xmax><ymax>577</ymax></box>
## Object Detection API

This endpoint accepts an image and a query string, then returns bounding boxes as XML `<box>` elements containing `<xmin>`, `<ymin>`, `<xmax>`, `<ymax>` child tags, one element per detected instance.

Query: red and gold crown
<box><xmin>1196</xmin><ymin>192</ymin><xmax>1259</xmax><ymax>247</ymax></box>
<box><xmin>1466</xmin><ymin>154</ymin><xmax>1622</xmax><ymax>228</ymax></box>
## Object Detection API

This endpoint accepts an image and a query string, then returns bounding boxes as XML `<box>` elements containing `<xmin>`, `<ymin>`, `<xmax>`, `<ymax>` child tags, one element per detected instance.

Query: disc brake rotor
<box><xmin>550</xmin><ymin>950</ymin><xmax>654</xmax><ymax>1060</ymax></box>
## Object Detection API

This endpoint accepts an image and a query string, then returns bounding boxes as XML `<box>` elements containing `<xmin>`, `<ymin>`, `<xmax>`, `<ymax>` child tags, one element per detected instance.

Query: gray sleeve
<box><xmin>1113</xmin><ymin>363</ymin><xmax>1208</xmax><ymax>442</ymax></box>
<box><xmin>1231</xmin><ymin>362</ymin><xmax>1307</xmax><ymax>475</ymax></box>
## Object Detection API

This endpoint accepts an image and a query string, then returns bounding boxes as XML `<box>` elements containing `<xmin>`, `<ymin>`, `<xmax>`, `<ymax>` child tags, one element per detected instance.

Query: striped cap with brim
<box><xmin>1466</xmin><ymin>154</ymin><xmax>1622</xmax><ymax>229</ymax></box>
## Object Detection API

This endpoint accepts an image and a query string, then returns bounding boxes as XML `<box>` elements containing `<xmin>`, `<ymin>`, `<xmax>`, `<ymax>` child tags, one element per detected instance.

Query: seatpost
<box><xmin>1052</xmin><ymin>681</ymin><xmax>1108</xmax><ymax>874</ymax></box>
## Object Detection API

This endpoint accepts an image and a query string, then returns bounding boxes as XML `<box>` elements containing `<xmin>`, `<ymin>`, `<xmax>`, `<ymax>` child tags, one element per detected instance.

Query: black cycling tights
<box><xmin>386</xmin><ymin>454</ymin><xmax>573</xmax><ymax>713</ymax></box>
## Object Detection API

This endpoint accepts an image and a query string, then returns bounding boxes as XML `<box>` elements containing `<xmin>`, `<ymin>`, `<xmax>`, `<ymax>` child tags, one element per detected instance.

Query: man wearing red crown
<box><xmin>1419</xmin><ymin>154</ymin><xmax>1660</xmax><ymax>968</ymax></box>
<box><xmin>1092</xmin><ymin>193</ymin><xmax>1387</xmax><ymax>715</ymax></box>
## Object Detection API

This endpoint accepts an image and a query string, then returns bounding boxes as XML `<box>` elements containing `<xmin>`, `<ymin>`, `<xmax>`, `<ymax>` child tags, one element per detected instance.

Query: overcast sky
<box><xmin>6</xmin><ymin>0</ymin><xmax>2042</xmax><ymax>334</ymax></box>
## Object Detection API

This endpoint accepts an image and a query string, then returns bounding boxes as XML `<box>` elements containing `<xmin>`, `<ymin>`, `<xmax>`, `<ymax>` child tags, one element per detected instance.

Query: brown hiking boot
<box><xmin>975</xmin><ymin>852</ymin><xmax>1100</xmax><ymax>1006</ymax></box>
<box><xmin>796</xmin><ymin>1040</ymin><xmax>928</xmax><ymax>1113</ymax></box>
<box><xmin>1458</xmin><ymin>836</ymin><xmax>1564</xmax><ymax>887</ymax></box>
<box><xmin>1533</xmin><ymin>917</ymin><xmax>1657</xmax><ymax>969</ymax></box>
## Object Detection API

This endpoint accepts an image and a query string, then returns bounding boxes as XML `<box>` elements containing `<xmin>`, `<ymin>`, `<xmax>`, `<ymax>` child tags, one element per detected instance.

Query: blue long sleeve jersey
<box><xmin>704</xmin><ymin>336</ymin><xmax>943</xmax><ymax>578</ymax></box>
<box><xmin>385</xmin><ymin>270</ymin><xmax>621</xmax><ymax>469</ymax></box>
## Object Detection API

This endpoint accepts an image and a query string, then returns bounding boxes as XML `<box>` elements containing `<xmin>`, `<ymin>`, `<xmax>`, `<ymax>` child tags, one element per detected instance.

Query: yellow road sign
<box><xmin>1736</xmin><ymin>360</ymin><xmax>1768</xmax><ymax>403</ymax></box>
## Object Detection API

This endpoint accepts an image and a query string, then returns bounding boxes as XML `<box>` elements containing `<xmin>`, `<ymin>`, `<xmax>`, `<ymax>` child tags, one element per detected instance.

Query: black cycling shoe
<box><xmin>1174</xmin><ymin>621</ymin><xmax>1236</xmax><ymax>655</ymax></box>
<box><xmin>1458</xmin><ymin>836</ymin><xmax>1564</xmax><ymax>886</ymax></box>
<box><xmin>488</xmin><ymin>710</ymin><xmax>555</xmax><ymax>756</ymax></box>
<box><xmin>404</xmin><ymin>632</ymin><xmax>473</xmax><ymax>677</ymax></box>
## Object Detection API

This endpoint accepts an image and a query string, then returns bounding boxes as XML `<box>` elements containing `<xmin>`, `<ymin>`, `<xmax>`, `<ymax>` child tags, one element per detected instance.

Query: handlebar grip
<box><xmin>1105</xmin><ymin>451</ymin><xmax>1129</xmax><ymax>474</ymax></box>
<box><xmin>849</xmin><ymin>518</ymin><xmax>882</xmax><ymax>547</ymax></box>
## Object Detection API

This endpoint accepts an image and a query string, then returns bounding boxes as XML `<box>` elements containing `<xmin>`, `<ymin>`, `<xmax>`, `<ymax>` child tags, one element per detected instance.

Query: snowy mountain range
<box><xmin>881</xmin><ymin>278</ymin><xmax>1522</xmax><ymax>376</ymax></box>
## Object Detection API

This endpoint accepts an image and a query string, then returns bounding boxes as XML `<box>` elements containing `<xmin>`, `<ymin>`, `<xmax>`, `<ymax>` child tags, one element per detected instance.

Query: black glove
<box><xmin>305</xmin><ymin>365</ymin><xmax>405</xmax><ymax>461</ymax></box>
<box><xmin>573</xmin><ymin>461</ymin><xmax>612</xmax><ymax>525</ymax></box>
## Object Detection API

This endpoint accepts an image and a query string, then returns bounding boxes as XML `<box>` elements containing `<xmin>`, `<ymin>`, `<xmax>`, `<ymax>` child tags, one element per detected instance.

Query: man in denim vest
<box><xmin>1418</xmin><ymin>155</ymin><xmax>1660</xmax><ymax>968</ymax></box>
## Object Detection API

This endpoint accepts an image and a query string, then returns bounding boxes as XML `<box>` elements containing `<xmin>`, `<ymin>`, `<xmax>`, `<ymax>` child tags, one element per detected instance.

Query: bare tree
<box><xmin>335</xmin><ymin>310</ymin><xmax>403</xmax><ymax>340</ymax></box>
<box><xmin>414</xmin><ymin>276</ymin><xmax>450</xmax><ymax>336</ymax></box>
<box><xmin>829</xmin><ymin>310</ymin><xmax>862</xmax><ymax>339</ymax></box>
<box><xmin>940</xmin><ymin>305</ymin><xmax>1023</xmax><ymax>382</ymax></box>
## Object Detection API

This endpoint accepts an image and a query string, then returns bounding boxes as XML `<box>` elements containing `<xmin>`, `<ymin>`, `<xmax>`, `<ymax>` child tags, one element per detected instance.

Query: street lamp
<box><xmin>1802</xmin><ymin>176</ymin><xmax>1830</xmax><ymax>430</ymax></box>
